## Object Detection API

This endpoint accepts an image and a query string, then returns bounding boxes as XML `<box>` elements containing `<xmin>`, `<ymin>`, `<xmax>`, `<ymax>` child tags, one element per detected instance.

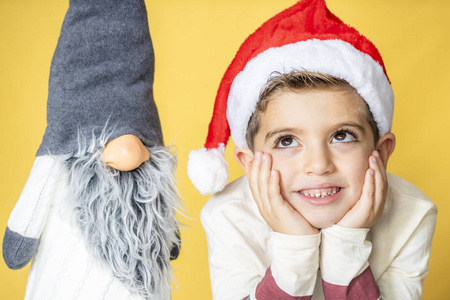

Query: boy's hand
<box><xmin>248</xmin><ymin>152</ymin><xmax>318</xmax><ymax>235</ymax></box>
<box><xmin>337</xmin><ymin>151</ymin><xmax>387</xmax><ymax>229</ymax></box>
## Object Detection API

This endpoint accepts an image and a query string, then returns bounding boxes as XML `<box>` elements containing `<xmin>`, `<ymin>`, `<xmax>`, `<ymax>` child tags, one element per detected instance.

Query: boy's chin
<box><xmin>295</xmin><ymin>201</ymin><xmax>358</xmax><ymax>230</ymax></box>
<box><xmin>304</xmin><ymin>216</ymin><xmax>342</xmax><ymax>230</ymax></box>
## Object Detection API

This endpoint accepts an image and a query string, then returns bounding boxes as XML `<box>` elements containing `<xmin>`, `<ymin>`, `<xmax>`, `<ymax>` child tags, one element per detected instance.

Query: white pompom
<box><xmin>187</xmin><ymin>144</ymin><xmax>228</xmax><ymax>195</ymax></box>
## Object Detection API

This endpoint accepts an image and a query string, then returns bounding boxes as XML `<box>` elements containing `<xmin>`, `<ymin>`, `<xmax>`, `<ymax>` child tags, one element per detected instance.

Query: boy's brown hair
<box><xmin>245</xmin><ymin>71</ymin><xmax>380</xmax><ymax>150</ymax></box>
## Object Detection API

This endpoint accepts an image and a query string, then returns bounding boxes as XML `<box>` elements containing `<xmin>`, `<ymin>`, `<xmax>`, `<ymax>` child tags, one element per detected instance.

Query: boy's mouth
<box><xmin>299</xmin><ymin>187</ymin><xmax>341</xmax><ymax>199</ymax></box>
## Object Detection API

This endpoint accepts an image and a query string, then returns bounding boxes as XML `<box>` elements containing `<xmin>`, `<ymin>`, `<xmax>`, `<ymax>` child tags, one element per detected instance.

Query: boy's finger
<box><xmin>373</xmin><ymin>150</ymin><xmax>387</xmax><ymax>184</ymax></box>
<box><xmin>248</xmin><ymin>152</ymin><xmax>262</xmax><ymax>207</ymax></box>
<box><xmin>258</xmin><ymin>153</ymin><xmax>272</xmax><ymax>209</ymax></box>
<box><xmin>371</xmin><ymin>153</ymin><xmax>387</xmax><ymax>209</ymax></box>
<box><xmin>361</xmin><ymin>167</ymin><xmax>376</xmax><ymax>211</ymax></box>
<box><xmin>268</xmin><ymin>169</ymin><xmax>283</xmax><ymax>206</ymax></box>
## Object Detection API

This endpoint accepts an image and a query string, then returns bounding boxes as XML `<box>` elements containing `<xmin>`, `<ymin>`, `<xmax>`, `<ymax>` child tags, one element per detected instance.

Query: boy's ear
<box><xmin>233</xmin><ymin>147</ymin><xmax>254</xmax><ymax>174</ymax></box>
<box><xmin>376</xmin><ymin>132</ymin><xmax>396</xmax><ymax>168</ymax></box>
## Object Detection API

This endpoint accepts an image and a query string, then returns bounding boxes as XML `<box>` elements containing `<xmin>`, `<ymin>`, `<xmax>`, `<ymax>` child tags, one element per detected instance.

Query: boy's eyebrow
<box><xmin>332</xmin><ymin>122</ymin><xmax>366</xmax><ymax>134</ymax></box>
<box><xmin>264</xmin><ymin>122</ymin><xmax>367</xmax><ymax>143</ymax></box>
<box><xmin>265</xmin><ymin>127</ymin><xmax>301</xmax><ymax>143</ymax></box>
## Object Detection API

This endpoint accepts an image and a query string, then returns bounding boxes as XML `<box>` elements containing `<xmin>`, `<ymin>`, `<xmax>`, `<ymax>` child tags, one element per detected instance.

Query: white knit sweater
<box><xmin>201</xmin><ymin>173</ymin><xmax>437</xmax><ymax>300</ymax></box>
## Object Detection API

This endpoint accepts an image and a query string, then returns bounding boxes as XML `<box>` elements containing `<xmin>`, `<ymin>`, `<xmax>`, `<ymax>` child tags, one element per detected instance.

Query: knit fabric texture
<box><xmin>37</xmin><ymin>0</ymin><xmax>162</xmax><ymax>156</ymax></box>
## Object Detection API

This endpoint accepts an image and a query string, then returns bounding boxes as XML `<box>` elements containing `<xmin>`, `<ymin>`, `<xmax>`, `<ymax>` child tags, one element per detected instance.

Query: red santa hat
<box><xmin>188</xmin><ymin>0</ymin><xmax>394</xmax><ymax>195</ymax></box>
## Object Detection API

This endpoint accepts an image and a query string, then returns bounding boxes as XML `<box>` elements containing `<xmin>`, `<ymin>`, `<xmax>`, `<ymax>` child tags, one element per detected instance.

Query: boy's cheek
<box><xmin>272</xmin><ymin>163</ymin><xmax>293</xmax><ymax>190</ymax></box>
<box><xmin>271</xmin><ymin>154</ymin><xmax>295</xmax><ymax>173</ymax></box>
<box><xmin>347</xmin><ymin>173</ymin><xmax>366</xmax><ymax>205</ymax></box>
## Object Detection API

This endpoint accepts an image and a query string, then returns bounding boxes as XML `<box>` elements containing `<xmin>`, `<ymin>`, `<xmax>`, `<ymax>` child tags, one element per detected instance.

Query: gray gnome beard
<box><xmin>63</xmin><ymin>132</ymin><xmax>180</xmax><ymax>299</ymax></box>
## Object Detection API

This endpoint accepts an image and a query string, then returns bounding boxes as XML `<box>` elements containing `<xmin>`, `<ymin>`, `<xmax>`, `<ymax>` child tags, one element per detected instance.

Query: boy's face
<box><xmin>252</xmin><ymin>88</ymin><xmax>376</xmax><ymax>229</ymax></box>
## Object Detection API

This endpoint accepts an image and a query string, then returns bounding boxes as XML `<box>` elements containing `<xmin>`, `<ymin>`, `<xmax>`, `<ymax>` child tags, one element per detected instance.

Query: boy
<box><xmin>188</xmin><ymin>0</ymin><xmax>436</xmax><ymax>299</ymax></box>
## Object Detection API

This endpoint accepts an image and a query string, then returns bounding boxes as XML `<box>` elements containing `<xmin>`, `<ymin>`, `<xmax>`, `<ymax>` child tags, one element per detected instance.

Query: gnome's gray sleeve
<box><xmin>3</xmin><ymin>156</ymin><xmax>58</xmax><ymax>269</ymax></box>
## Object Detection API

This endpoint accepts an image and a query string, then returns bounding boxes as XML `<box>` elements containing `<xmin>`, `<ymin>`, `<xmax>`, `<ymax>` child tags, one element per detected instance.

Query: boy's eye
<box><xmin>332</xmin><ymin>131</ymin><xmax>356</xmax><ymax>143</ymax></box>
<box><xmin>276</xmin><ymin>137</ymin><xmax>299</xmax><ymax>148</ymax></box>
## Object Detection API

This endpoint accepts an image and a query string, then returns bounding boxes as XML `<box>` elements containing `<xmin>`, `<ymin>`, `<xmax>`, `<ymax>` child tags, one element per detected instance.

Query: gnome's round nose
<box><xmin>102</xmin><ymin>134</ymin><xmax>150</xmax><ymax>171</ymax></box>
<box><xmin>36</xmin><ymin>0</ymin><xmax>163</xmax><ymax>170</ymax></box>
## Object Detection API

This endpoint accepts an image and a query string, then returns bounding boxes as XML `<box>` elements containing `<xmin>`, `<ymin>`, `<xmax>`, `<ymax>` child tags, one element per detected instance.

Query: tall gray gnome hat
<box><xmin>36</xmin><ymin>0</ymin><xmax>162</xmax><ymax>156</ymax></box>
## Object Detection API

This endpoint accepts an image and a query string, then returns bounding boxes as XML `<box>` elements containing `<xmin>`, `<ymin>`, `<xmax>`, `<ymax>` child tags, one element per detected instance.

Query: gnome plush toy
<box><xmin>2</xmin><ymin>0</ymin><xmax>180</xmax><ymax>299</ymax></box>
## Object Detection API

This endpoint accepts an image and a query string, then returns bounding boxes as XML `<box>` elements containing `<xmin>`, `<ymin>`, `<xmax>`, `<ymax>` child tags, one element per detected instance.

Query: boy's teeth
<box><xmin>300</xmin><ymin>187</ymin><xmax>340</xmax><ymax>198</ymax></box>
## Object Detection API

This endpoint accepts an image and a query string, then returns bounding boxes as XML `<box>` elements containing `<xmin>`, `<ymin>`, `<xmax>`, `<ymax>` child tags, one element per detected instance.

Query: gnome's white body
<box><xmin>8</xmin><ymin>156</ymin><xmax>146</xmax><ymax>300</ymax></box>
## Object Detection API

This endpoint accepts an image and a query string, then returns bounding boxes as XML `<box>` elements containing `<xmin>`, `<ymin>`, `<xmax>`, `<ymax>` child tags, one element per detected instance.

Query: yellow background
<box><xmin>1</xmin><ymin>0</ymin><xmax>449</xmax><ymax>298</ymax></box>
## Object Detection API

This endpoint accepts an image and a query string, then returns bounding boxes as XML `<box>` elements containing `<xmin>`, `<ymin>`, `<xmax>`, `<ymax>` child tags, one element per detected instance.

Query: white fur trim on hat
<box><xmin>227</xmin><ymin>39</ymin><xmax>394</xmax><ymax>148</ymax></box>
<box><xmin>187</xmin><ymin>144</ymin><xmax>228</xmax><ymax>195</ymax></box>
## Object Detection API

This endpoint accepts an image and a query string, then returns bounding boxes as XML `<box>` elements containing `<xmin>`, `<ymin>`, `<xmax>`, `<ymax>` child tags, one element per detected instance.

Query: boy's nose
<box><xmin>303</xmin><ymin>146</ymin><xmax>335</xmax><ymax>175</ymax></box>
